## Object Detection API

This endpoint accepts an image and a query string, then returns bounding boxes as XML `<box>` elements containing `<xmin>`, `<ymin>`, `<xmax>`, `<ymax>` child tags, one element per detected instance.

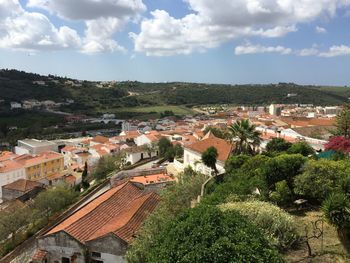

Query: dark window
<box><xmin>62</xmin><ymin>257</ymin><xmax>70</xmax><ymax>263</ymax></box>
<box><xmin>91</xmin><ymin>252</ymin><xmax>101</xmax><ymax>258</ymax></box>
<box><xmin>91</xmin><ymin>260</ymin><xmax>103</xmax><ymax>263</ymax></box>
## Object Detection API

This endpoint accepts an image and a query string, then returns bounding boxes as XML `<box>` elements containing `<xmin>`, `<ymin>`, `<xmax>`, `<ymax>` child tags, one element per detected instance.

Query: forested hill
<box><xmin>1</xmin><ymin>69</ymin><xmax>349</xmax><ymax>114</ymax></box>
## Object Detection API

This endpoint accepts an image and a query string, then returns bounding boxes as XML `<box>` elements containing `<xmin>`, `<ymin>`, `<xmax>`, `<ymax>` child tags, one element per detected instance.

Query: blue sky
<box><xmin>0</xmin><ymin>0</ymin><xmax>350</xmax><ymax>85</ymax></box>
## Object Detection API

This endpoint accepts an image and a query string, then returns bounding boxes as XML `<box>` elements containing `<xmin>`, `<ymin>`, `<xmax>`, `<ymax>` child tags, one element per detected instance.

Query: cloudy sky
<box><xmin>1</xmin><ymin>0</ymin><xmax>350</xmax><ymax>85</ymax></box>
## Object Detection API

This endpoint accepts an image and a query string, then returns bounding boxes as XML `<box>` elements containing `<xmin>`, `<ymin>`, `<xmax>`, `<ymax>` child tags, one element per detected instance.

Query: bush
<box><xmin>266</xmin><ymin>138</ymin><xmax>292</xmax><ymax>153</ymax></box>
<box><xmin>294</xmin><ymin>159</ymin><xmax>347</xmax><ymax>203</ymax></box>
<box><xmin>287</xmin><ymin>141</ymin><xmax>315</xmax><ymax>156</ymax></box>
<box><xmin>146</xmin><ymin>205</ymin><xmax>283</xmax><ymax>263</ymax></box>
<box><xmin>322</xmin><ymin>193</ymin><xmax>350</xmax><ymax>229</ymax></box>
<box><xmin>270</xmin><ymin>180</ymin><xmax>293</xmax><ymax>206</ymax></box>
<box><xmin>224</xmin><ymin>154</ymin><xmax>250</xmax><ymax>174</ymax></box>
<box><xmin>220</xmin><ymin>200</ymin><xmax>300</xmax><ymax>250</ymax></box>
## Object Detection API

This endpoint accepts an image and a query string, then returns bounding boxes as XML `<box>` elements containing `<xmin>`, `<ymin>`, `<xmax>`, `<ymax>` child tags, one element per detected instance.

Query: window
<box><xmin>91</xmin><ymin>252</ymin><xmax>101</xmax><ymax>258</ymax></box>
<box><xmin>61</xmin><ymin>257</ymin><xmax>70</xmax><ymax>263</ymax></box>
<box><xmin>91</xmin><ymin>260</ymin><xmax>103</xmax><ymax>263</ymax></box>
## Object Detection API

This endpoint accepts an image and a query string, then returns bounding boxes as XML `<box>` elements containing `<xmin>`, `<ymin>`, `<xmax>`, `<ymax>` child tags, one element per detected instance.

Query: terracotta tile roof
<box><xmin>65</xmin><ymin>175</ymin><xmax>76</xmax><ymax>185</ymax></box>
<box><xmin>14</xmin><ymin>151</ymin><xmax>63</xmax><ymax>167</ymax></box>
<box><xmin>130</xmin><ymin>173</ymin><xmax>175</xmax><ymax>186</ymax></box>
<box><xmin>0</xmin><ymin>151</ymin><xmax>18</xmax><ymax>162</ymax></box>
<box><xmin>61</xmin><ymin>146</ymin><xmax>77</xmax><ymax>152</ymax></box>
<box><xmin>46</xmin><ymin>182</ymin><xmax>160</xmax><ymax>244</ymax></box>
<box><xmin>3</xmin><ymin>179</ymin><xmax>43</xmax><ymax>192</ymax></box>
<box><xmin>185</xmin><ymin>136</ymin><xmax>233</xmax><ymax>162</ymax></box>
<box><xmin>92</xmin><ymin>135</ymin><xmax>109</xmax><ymax>144</ymax></box>
<box><xmin>32</xmin><ymin>249</ymin><xmax>48</xmax><ymax>261</ymax></box>
<box><xmin>0</xmin><ymin>159</ymin><xmax>23</xmax><ymax>173</ymax></box>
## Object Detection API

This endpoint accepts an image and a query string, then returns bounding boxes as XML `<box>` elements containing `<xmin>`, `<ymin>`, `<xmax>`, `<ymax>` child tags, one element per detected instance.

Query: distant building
<box><xmin>15</xmin><ymin>139</ymin><xmax>58</xmax><ymax>155</ymax></box>
<box><xmin>269</xmin><ymin>104</ymin><xmax>282</xmax><ymax>116</ymax></box>
<box><xmin>10</xmin><ymin>101</ymin><xmax>22</xmax><ymax>109</ymax></box>
<box><xmin>0</xmin><ymin>159</ymin><xmax>26</xmax><ymax>199</ymax></box>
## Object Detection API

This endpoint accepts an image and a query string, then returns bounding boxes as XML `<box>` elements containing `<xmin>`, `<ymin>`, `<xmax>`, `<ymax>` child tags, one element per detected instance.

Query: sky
<box><xmin>0</xmin><ymin>0</ymin><xmax>350</xmax><ymax>85</ymax></box>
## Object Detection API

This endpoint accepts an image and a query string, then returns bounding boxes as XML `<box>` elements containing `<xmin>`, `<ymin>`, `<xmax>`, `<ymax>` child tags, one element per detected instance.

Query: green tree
<box><xmin>34</xmin><ymin>184</ymin><xmax>77</xmax><ymax>221</ymax></box>
<box><xmin>93</xmin><ymin>155</ymin><xmax>123</xmax><ymax>180</ymax></box>
<box><xmin>174</xmin><ymin>144</ymin><xmax>184</xmax><ymax>158</ymax></box>
<box><xmin>224</xmin><ymin>154</ymin><xmax>250</xmax><ymax>174</ymax></box>
<box><xmin>158</xmin><ymin>137</ymin><xmax>172</xmax><ymax>157</ymax></box>
<box><xmin>81</xmin><ymin>162</ymin><xmax>89</xmax><ymax>190</ymax></box>
<box><xmin>287</xmin><ymin>141</ymin><xmax>315</xmax><ymax>156</ymax></box>
<box><xmin>0</xmin><ymin>204</ymin><xmax>30</xmax><ymax>242</ymax></box>
<box><xmin>263</xmin><ymin>154</ymin><xmax>306</xmax><ymax>193</ymax></box>
<box><xmin>146</xmin><ymin>205</ymin><xmax>283</xmax><ymax>263</ymax></box>
<box><xmin>266</xmin><ymin>138</ymin><xmax>292</xmax><ymax>153</ymax></box>
<box><xmin>294</xmin><ymin>159</ymin><xmax>347</xmax><ymax>203</ymax></box>
<box><xmin>335</xmin><ymin>105</ymin><xmax>350</xmax><ymax>138</ymax></box>
<box><xmin>202</xmin><ymin>147</ymin><xmax>218</xmax><ymax>175</ymax></box>
<box><xmin>145</xmin><ymin>142</ymin><xmax>158</xmax><ymax>158</ymax></box>
<box><xmin>229</xmin><ymin>119</ymin><xmax>261</xmax><ymax>155</ymax></box>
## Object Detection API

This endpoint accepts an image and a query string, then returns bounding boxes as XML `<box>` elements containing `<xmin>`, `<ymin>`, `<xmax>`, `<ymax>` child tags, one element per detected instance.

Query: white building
<box><xmin>183</xmin><ymin>135</ymin><xmax>232</xmax><ymax>176</ymax></box>
<box><xmin>10</xmin><ymin>102</ymin><xmax>22</xmax><ymax>109</ymax></box>
<box><xmin>269</xmin><ymin>104</ymin><xmax>282</xmax><ymax>116</ymax></box>
<box><xmin>0</xmin><ymin>160</ymin><xmax>26</xmax><ymax>199</ymax></box>
<box><xmin>15</xmin><ymin>139</ymin><xmax>58</xmax><ymax>155</ymax></box>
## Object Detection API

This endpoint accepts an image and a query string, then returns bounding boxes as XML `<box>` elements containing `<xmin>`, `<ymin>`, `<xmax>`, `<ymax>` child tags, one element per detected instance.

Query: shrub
<box><xmin>294</xmin><ymin>159</ymin><xmax>347</xmax><ymax>203</ymax></box>
<box><xmin>224</xmin><ymin>154</ymin><xmax>250</xmax><ymax>174</ymax></box>
<box><xmin>266</xmin><ymin>138</ymin><xmax>292</xmax><ymax>153</ymax></box>
<box><xmin>322</xmin><ymin>193</ymin><xmax>350</xmax><ymax>229</ymax></box>
<box><xmin>270</xmin><ymin>180</ymin><xmax>293</xmax><ymax>206</ymax></box>
<box><xmin>287</xmin><ymin>141</ymin><xmax>315</xmax><ymax>156</ymax></box>
<box><xmin>146</xmin><ymin>205</ymin><xmax>283</xmax><ymax>263</ymax></box>
<box><xmin>220</xmin><ymin>200</ymin><xmax>300</xmax><ymax>250</ymax></box>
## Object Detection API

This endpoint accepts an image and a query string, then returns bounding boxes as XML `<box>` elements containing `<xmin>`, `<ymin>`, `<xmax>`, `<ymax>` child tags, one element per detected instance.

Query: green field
<box><xmin>105</xmin><ymin>105</ymin><xmax>195</xmax><ymax>116</ymax></box>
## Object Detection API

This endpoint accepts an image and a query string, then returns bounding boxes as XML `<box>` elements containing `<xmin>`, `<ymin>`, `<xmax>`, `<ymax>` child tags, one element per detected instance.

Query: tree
<box><xmin>0</xmin><ymin>204</ymin><xmax>30</xmax><ymax>242</ymax></box>
<box><xmin>81</xmin><ymin>162</ymin><xmax>89</xmax><ymax>190</ymax></box>
<box><xmin>93</xmin><ymin>154</ymin><xmax>123</xmax><ymax>180</ymax></box>
<box><xmin>266</xmin><ymin>138</ymin><xmax>292</xmax><ymax>153</ymax></box>
<box><xmin>263</xmin><ymin>154</ymin><xmax>306</xmax><ymax>193</ymax></box>
<box><xmin>322</xmin><ymin>193</ymin><xmax>350</xmax><ymax>253</ymax></box>
<box><xmin>287</xmin><ymin>141</ymin><xmax>315</xmax><ymax>156</ymax></box>
<box><xmin>202</xmin><ymin>147</ymin><xmax>218</xmax><ymax>175</ymax></box>
<box><xmin>146</xmin><ymin>205</ymin><xmax>283</xmax><ymax>263</ymax></box>
<box><xmin>335</xmin><ymin>105</ymin><xmax>350</xmax><ymax>138</ymax></box>
<box><xmin>294</xmin><ymin>159</ymin><xmax>347</xmax><ymax>203</ymax></box>
<box><xmin>158</xmin><ymin>137</ymin><xmax>172</xmax><ymax>157</ymax></box>
<box><xmin>325</xmin><ymin>136</ymin><xmax>350</xmax><ymax>154</ymax></box>
<box><xmin>174</xmin><ymin>144</ymin><xmax>184</xmax><ymax>158</ymax></box>
<box><xmin>34</xmin><ymin>184</ymin><xmax>77</xmax><ymax>221</ymax></box>
<box><xmin>224</xmin><ymin>154</ymin><xmax>250</xmax><ymax>174</ymax></box>
<box><xmin>229</xmin><ymin>119</ymin><xmax>261</xmax><ymax>155</ymax></box>
<box><xmin>145</xmin><ymin>142</ymin><xmax>158</xmax><ymax>158</ymax></box>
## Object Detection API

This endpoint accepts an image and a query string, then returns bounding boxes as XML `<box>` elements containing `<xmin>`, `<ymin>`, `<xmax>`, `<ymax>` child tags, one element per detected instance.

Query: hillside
<box><xmin>1</xmin><ymin>69</ymin><xmax>349</xmax><ymax>118</ymax></box>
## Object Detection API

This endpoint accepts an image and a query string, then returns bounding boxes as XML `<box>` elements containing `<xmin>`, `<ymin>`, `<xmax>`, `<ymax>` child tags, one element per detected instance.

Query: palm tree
<box><xmin>228</xmin><ymin>119</ymin><xmax>261</xmax><ymax>155</ymax></box>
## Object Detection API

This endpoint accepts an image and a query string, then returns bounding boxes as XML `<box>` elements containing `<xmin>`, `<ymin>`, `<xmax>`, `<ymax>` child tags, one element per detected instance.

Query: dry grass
<box><xmin>284</xmin><ymin>210</ymin><xmax>350</xmax><ymax>263</ymax></box>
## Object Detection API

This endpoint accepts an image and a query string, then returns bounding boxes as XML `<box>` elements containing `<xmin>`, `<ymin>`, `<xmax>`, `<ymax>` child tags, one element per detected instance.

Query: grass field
<box><xmin>111</xmin><ymin>105</ymin><xmax>195</xmax><ymax>115</ymax></box>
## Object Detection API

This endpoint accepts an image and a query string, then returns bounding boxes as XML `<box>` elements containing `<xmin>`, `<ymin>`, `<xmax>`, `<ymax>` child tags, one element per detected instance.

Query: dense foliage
<box><xmin>266</xmin><ymin>138</ymin><xmax>292</xmax><ymax>153</ymax></box>
<box><xmin>325</xmin><ymin>136</ymin><xmax>350</xmax><ymax>154</ymax></box>
<box><xmin>146</xmin><ymin>205</ymin><xmax>283</xmax><ymax>263</ymax></box>
<box><xmin>220</xmin><ymin>201</ymin><xmax>300</xmax><ymax>250</ymax></box>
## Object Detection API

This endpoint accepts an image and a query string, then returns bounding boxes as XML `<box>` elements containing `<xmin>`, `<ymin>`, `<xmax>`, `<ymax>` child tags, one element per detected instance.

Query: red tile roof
<box><xmin>0</xmin><ymin>159</ymin><xmax>23</xmax><ymax>173</ymax></box>
<box><xmin>185</xmin><ymin>136</ymin><xmax>233</xmax><ymax>162</ymax></box>
<box><xmin>32</xmin><ymin>249</ymin><xmax>48</xmax><ymax>261</ymax></box>
<box><xmin>130</xmin><ymin>173</ymin><xmax>175</xmax><ymax>186</ymax></box>
<box><xmin>45</xmin><ymin>182</ymin><xmax>160</xmax><ymax>244</ymax></box>
<box><xmin>92</xmin><ymin>135</ymin><xmax>109</xmax><ymax>144</ymax></box>
<box><xmin>3</xmin><ymin>179</ymin><xmax>43</xmax><ymax>192</ymax></box>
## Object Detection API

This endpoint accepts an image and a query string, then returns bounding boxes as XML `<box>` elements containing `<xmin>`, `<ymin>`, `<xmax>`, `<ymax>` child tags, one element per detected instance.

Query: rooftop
<box><xmin>45</xmin><ymin>182</ymin><xmax>160</xmax><ymax>244</ymax></box>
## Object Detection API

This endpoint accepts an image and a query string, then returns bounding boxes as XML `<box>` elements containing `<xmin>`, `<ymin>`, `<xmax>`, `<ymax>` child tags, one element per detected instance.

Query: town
<box><xmin>0</xmin><ymin>102</ymin><xmax>346</xmax><ymax>262</ymax></box>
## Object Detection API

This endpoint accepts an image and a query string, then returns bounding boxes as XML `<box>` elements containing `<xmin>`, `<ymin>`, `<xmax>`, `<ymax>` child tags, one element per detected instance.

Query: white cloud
<box><xmin>0</xmin><ymin>0</ymin><xmax>146</xmax><ymax>53</ymax></box>
<box><xmin>27</xmin><ymin>0</ymin><xmax>146</xmax><ymax>21</ymax></box>
<box><xmin>0</xmin><ymin>0</ymin><xmax>81</xmax><ymax>51</ymax></box>
<box><xmin>315</xmin><ymin>26</ymin><xmax>327</xmax><ymax>34</ymax></box>
<box><xmin>131</xmin><ymin>0</ymin><xmax>350</xmax><ymax>56</ymax></box>
<box><xmin>297</xmin><ymin>47</ymin><xmax>320</xmax><ymax>56</ymax></box>
<box><xmin>319</xmin><ymin>45</ymin><xmax>350</xmax><ymax>57</ymax></box>
<box><xmin>235</xmin><ymin>43</ymin><xmax>292</xmax><ymax>55</ymax></box>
